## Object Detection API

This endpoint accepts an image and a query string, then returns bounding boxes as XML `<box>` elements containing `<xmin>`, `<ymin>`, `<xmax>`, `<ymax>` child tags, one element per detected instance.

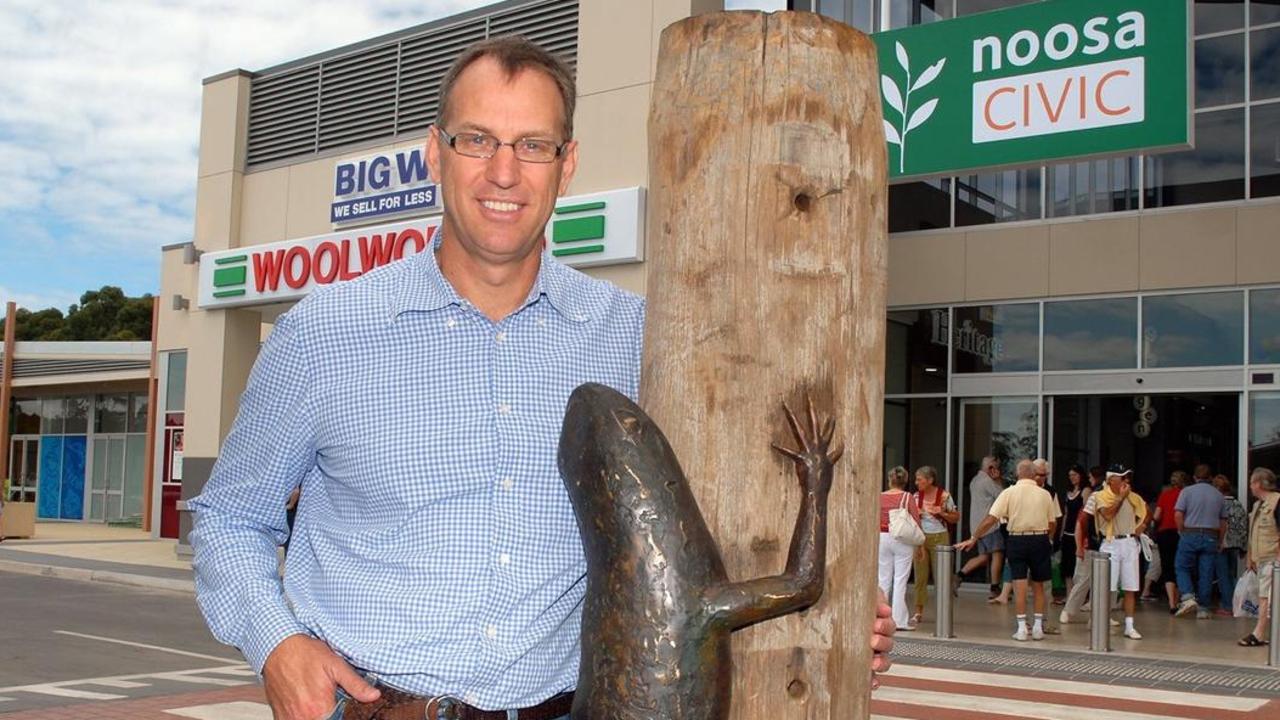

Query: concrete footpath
<box><xmin>0</xmin><ymin>522</ymin><xmax>194</xmax><ymax>593</ymax></box>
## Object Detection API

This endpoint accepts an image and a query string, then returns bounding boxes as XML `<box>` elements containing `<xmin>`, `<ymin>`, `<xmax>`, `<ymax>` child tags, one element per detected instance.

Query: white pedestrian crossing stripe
<box><xmin>165</xmin><ymin>700</ymin><xmax>273</xmax><ymax>719</ymax></box>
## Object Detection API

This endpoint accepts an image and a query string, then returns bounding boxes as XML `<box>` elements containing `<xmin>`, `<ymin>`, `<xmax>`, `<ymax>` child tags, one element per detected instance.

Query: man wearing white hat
<box><xmin>1094</xmin><ymin>464</ymin><xmax>1150</xmax><ymax>639</ymax></box>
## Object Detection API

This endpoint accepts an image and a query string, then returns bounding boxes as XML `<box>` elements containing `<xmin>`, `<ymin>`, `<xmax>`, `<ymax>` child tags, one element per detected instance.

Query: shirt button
<box><xmin>445</xmin><ymin>318</ymin><xmax>457</xmax><ymax>329</ymax></box>
<box><xmin>536</xmin><ymin>318</ymin><xmax>546</xmax><ymax>327</ymax></box>
<box><xmin>497</xmin><ymin>403</ymin><xmax>512</xmax><ymax>415</ymax></box>
<box><xmin>464</xmin><ymin>694</ymin><xmax>478</xmax><ymax>705</ymax></box>
<box><xmin>499</xmin><ymin>553</ymin><xmax>511</xmax><ymax>566</ymax></box>
<box><xmin>495</xmin><ymin>331</ymin><xmax>507</xmax><ymax>342</ymax></box>
<box><xmin>501</xmin><ymin>478</ymin><xmax>514</xmax><ymax>491</ymax></box>
<box><xmin>485</xmin><ymin>625</ymin><xmax>498</xmax><ymax>639</ymax></box>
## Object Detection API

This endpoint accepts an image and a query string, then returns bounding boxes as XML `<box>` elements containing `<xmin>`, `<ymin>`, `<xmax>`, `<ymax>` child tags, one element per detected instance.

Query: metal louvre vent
<box><xmin>11</xmin><ymin>359</ymin><xmax>151</xmax><ymax>379</ymax></box>
<box><xmin>246</xmin><ymin>0</ymin><xmax>580</xmax><ymax>168</ymax></box>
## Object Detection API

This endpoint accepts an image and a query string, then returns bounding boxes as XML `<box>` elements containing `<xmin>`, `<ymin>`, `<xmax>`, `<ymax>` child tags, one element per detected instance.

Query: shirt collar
<box><xmin>1015</xmin><ymin>478</ymin><xmax>1039</xmax><ymax>487</ymax></box>
<box><xmin>389</xmin><ymin>236</ymin><xmax>592</xmax><ymax>324</ymax></box>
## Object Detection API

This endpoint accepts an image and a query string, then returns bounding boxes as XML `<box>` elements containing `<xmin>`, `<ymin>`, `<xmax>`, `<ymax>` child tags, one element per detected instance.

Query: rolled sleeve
<box><xmin>189</xmin><ymin>310</ymin><xmax>318</xmax><ymax>672</ymax></box>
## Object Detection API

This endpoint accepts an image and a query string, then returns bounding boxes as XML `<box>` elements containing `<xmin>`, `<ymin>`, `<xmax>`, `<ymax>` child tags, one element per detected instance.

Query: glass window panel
<box><xmin>955</xmin><ymin>0</ymin><xmax>1034</xmax><ymax>17</ymax></box>
<box><xmin>64</xmin><ymin>396</ymin><xmax>89</xmax><ymax>434</ymax></box>
<box><xmin>819</xmin><ymin>0</ymin><xmax>846</xmax><ymax>22</ymax></box>
<box><xmin>1145</xmin><ymin>109</ymin><xmax>1246</xmax><ymax>207</ymax></box>
<box><xmin>1253</xmin><ymin>27</ymin><xmax>1280</xmax><ymax>100</ymax></box>
<box><xmin>889</xmin><ymin>178</ymin><xmax>951</xmax><ymax>232</ymax></box>
<box><xmin>22</xmin><ymin>440</ymin><xmax>38</xmax><ymax>490</ymax></box>
<box><xmin>90</xmin><ymin>494</ymin><xmax>104</xmax><ymax>522</ymax></box>
<box><xmin>14</xmin><ymin>398</ymin><xmax>41</xmax><ymax>434</ymax></box>
<box><xmin>1197</xmin><ymin>0</ymin><xmax>1245</xmax><ymax>35</ymax></box>
<box><xmin>165</xmin><ymin>351</ymin><xmax>187</xmax><ymax>412</ymax></box>
<box><xmin>886</xmin><ymin>308</ymin><xmax>949</xmax><ymax>394</ymax></box>
<box><xmin>955</xmin><ymin>169</ymin><xmax>1041</xmax><ymax>226</ymax></box>
<box><xmin>1195</xmin><ymin>34</ymin><xmax>1246</xmax><ymax>108</ymax></box>
<box><xmin>884</xmin><ymin>397</ymin><xmax>949</xmax><ymax>487</ymax></box>
<box><xmin>1249</xmin><ymin>392</ymin><xmax>1280</xmax><ymax>477</ymax></box>
<box><xmin>1045</xmin><ymin>156</ymin><xmax>1139</xmax><ymax>218</ymax></box>
<box><xmin>1251</xmin><ymin>289</ymin><xmax>1280</xmax><ymax>363</ymax></box>
<box><xmin>1253</xmin><ymin>103</ymin><xmax>1280</xmax><ymax>198</ymax></box>
<box><xmin>40</xmin><ymin>397</ymin><xmax>66</xmax><ymax>435</ymax></box>
<box><xmin>1043</xmin><ymin>298</ymin><xmax>1138</xmax><ymax>370</ymax></box>
<box><xmin>124</xmin><ymin>435</ymin><xmax>146</xmax><ymax>519</ymax></box>
<box><xmin>953</xmin><ymin>303</ymin><xmax>1039</xmax><ymax>373</ymax></box>
<box><xmin>107</xmin><ymin>438</ymin><xmax>125</xmax><ymax>493</ymax></box>
<box><xmin>955</xmin><ymin>397</ymin><xmax>1040</xmax><ymax>536</ymax></box>
<box><xmin>1143</xmin><ymin>292</ymin><xmax>1244</xmax><ymax>368</ymax></box>
<box><xmin>128</xmin><ymin>393</ymin><xmax>149</xmax><ymax>434</ymax></box>
<box><xmin>95</xmin><ymin>395</ymin><xmax>128</xmax><ymax>433</ymax></box>
<box><xmin>91</xmin><ymin>438</ymin><xmax>108</xmax><ymax>490</ymax></box>
<box><xmin>1252</xmin><ymin>1</ymin><xmax>1280</xmax><ymax>26</ymax></box>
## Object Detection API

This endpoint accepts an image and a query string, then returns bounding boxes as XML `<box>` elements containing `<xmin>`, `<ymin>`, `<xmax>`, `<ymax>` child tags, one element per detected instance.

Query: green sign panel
<box><xmin>872</xmin><ymin>0</ymin><xmax>1191</xmax><ymax>181</ymax></box>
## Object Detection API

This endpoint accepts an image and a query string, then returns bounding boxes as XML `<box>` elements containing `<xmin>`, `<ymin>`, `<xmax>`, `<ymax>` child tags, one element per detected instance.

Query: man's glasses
<box><xmin>437</xmin><ymin>127</ymin><xmax>567</xmax><ymax>163</ymax></box>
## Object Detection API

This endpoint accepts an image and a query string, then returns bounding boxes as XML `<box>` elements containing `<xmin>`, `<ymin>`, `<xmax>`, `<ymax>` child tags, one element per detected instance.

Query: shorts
<box><xmin>976</xmin><ymin>530</ymin><xmax>1005</xmax><ymax>555</ymax></box>
<box><xmin>1006</xmin><ymin>534</ymin><xmax>1052</xmax><ymax>583</ymax></box>
<box><xmin>1261</xmin><ymin>560</ymin><xmax>1277</xmax><ymax>601</ymax></box>
<box><xmin>1101</xmin><ymin>537</ymin><xmax>1140</xmax><ymax>593</ymax></box>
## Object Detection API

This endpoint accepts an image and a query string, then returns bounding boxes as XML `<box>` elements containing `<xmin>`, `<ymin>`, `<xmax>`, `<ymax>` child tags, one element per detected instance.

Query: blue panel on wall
<box><xmin>37</xmin><ymin>436</ymin><xmax>64</xmax><ymax>519</ymax></box>
<box><xmin>60</xmin><ymin>436</ymin><xmax>86</xmax><ymax>520</ymax></box>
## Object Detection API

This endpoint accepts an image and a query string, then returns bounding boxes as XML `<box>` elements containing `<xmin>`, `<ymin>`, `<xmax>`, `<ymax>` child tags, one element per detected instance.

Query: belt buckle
<box><xmin>426</xmin><ymin>695</ymin><xmax>461</xmax><ymax>720</ymax></box>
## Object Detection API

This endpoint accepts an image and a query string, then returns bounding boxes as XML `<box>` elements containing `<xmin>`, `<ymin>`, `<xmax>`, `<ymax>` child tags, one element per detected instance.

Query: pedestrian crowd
<box><xmin>876</xmin><ymin>457</ymin><xmax>1280</xmax><ymax>650</ymax></box>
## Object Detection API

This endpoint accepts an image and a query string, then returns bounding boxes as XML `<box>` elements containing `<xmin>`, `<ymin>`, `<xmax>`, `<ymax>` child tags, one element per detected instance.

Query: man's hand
<box><xmin>870</xmin><ymin>589</ymin><xmax>894</xmax><ymax>690</ymax></box>
<box><xmin>1118</xmin><ymin>481</ymin><xmax>1131</xmax><ymax>499</ymax></box>
<box><xmin>1248</xmin><ymin>556</ymin><xmax>1257</xmax><ymax>572</ymax></box>
<box><xmin>954</xmin><ymin>537</ymin><xmax>977</xmax><ymax>552</ymax></box>
<box><xmin>262</xmin><ymin>635</ymin><xmax>380</xmax><ymax>720</ymax></box>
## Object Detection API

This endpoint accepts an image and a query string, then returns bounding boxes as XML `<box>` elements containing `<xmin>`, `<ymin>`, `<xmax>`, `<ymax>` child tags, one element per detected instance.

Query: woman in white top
<box><xmin>880</xmin><ymin>466</ymin><xmax>922</xmax><ymax>630</ymax></box>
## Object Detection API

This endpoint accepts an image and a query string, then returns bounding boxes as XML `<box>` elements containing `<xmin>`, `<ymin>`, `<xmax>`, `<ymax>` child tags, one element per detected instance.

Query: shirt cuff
<box><xmin>240</xmin><ymin>599</ymin><xmax>310</xmax><ymax>674</ymax></box>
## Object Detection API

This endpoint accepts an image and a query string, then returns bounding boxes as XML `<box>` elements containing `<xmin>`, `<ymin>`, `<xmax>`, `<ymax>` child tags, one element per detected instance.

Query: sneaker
<box><xmin>1109</xmin><ymin>618</ymin><xmax>1121</xmax><ymax>627</ymax></box>
<box><xmin>1059</xmin><ymin>610</ymin><xmax>1072</xmax><ymax>624</ymax></box>
<box><xmin>1174</xmin><ymin>597</ymin><xmax>1199</xmax><ymax>617</ymax></box>
<box><xmin>1012</xmin><ymin>627</ymin><xmax>1029</xmax><ymax>642</ymax></box>
<box><xmin>1196</xmin><ymin>609</ymin><xmax>1211</xmax><ymax>620</ymax></box>
<box><xmin>1123</xmin><ymin>627</ymin><xmax>1143</xmax><ymax>640</ymax></box>
<box><xmin>1032</xmin><ymin>626</ymin><xmax>1045</xmax><ymax>641</ymax></box>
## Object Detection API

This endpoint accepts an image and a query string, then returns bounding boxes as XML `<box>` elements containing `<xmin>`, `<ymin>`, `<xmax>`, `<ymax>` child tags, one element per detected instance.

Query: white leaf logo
<box><xmin>911</xmin><ymin>58</ymin><xmax>946</xmax><ymax>93</ymax></box>
<box><xmin>907</xmin><ymin>98</ymin><xmax>938</xmax><ymax>132</ymax></box>
<box><xmin>879</xmin><ymin>42</ymin><xmax>947</xmax><ymax>174</ymax></box>
<box><xmin>881</xmin><ymin>76</ymin><xmax>904</xmax><ymax>116</ymax></box>
<box><xmin>883</xmin><ymin>120</ymin><xmax>902</xmax><ymax>146</ymax></box>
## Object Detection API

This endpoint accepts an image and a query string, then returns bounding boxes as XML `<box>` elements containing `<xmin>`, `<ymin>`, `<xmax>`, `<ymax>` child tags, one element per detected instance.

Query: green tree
<box><xmin>1</xmin><ymin>286</ymin><xmax>153</xmax><ymax>341</ymax></box>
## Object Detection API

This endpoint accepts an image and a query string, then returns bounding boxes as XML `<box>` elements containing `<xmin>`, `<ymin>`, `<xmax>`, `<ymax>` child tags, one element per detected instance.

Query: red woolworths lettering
<box><xmin>283</xmin><ymin>246</ymin><xmax>311</xmax><ymax>290</ymax></box>
<box><xmin>358</xmin><ymin>233</ymin><xmax>398</xmax><ymax>272</ymax></box>
<box><xmin>314</xmin><ymin>242</ymin><xmax>342</xmax><ymax>284</ymax></box>
<box><xmin>254</xmin><ymin>250</ymin><xmax>287</xmax><ymax>292</ymax></box>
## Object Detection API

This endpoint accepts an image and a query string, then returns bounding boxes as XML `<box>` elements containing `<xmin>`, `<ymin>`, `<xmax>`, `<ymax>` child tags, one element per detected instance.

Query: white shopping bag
<box><xmin>1234</xmin><ymin>569</ymin><xmax>1260</xmax><ymax>618</ymax></box>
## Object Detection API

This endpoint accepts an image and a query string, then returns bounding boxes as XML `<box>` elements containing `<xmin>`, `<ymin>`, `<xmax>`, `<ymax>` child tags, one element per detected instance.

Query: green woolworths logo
<box><xmin>551</xmin><ymin>201</ymin><xmax>606</xmax><ymax>258</ymax></box>
<box><xmin>212</xmin><ymin>255</ymin><xmax>248</xmax><ymax>298</ymax></box>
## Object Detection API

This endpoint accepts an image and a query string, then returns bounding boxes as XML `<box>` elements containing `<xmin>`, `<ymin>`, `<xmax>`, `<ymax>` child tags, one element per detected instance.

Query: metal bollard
<box><xmin>1089</xmin><ymin>551</ymin><xmax>1111</xmax><ymax>653</ymax></box>
<box><xmin>1270</xmin><ymin>567</ymin><xmax>1280</xmax><ymax>667</ymax></box>
<box><xmin>934</xmin><ymin>544</ymin><xmax>955</xmax><ymax>639</ymax></box>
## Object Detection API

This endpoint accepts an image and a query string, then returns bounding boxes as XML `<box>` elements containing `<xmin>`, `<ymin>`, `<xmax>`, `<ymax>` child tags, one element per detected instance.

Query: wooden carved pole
<box><xmin>642</xmin><ymin>11</ymin><xmax>887</xmax><ymax>720</ymax></box>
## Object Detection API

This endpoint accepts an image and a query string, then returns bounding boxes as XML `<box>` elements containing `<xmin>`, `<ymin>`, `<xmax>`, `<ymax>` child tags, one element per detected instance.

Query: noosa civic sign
<box><xmin>873</xmin><ymin>0</ymin><xmax>1190</xmax><ymax>181</ymax></box>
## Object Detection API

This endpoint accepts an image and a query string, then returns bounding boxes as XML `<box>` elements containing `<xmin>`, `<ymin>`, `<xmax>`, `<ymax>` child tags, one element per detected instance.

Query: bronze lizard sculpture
<box><xmin>557</xmin><ymin>382</ymin><xmax>842</xmax><ymax>720</ymax></box>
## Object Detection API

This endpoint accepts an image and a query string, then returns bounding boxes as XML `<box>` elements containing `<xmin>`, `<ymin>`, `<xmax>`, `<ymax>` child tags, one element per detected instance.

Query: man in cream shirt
<box><xmin>1093</xmin><ymin>465</ymin><xmax>1150</xmax><ymax>639</ymax></box>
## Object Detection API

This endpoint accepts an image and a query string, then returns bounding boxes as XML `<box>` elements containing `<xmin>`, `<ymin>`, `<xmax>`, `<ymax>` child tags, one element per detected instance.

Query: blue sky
<box><xmin>0</xmin><ymin>0</ymin><xmax>782</xmax><ymax>314</ymax></box>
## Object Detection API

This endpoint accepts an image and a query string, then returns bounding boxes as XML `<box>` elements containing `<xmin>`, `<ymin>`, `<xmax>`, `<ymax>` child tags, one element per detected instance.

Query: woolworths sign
<box><xmin>874</xmin><ymin>0</ymin><xmax>1191</xmax><ymax>181</ymax></box>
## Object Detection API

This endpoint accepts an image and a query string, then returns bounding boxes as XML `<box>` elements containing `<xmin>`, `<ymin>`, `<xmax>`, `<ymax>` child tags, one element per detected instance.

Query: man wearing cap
<box><xmin>958</xmin><ymin>459</ymin><xmax>1060</xmax><ymax>641</ymax></box>
<box><xmin>1094</xmin><ymin>465</ymin><xmax>1150</xmax><ymax>639</ymax></box>
<box><xmin>1174</xmin><ymin>464</ymin><xmax>1228</xmax><ymax>618</ymax></box>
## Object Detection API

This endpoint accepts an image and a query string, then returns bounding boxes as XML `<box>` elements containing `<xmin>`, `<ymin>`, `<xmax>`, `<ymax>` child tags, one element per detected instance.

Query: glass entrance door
<box><xmin>1050</xmin><ymin>393</ymin><xmax>1240</xmax><ymax>499</ymax></box>
<box><xmin>88</xmin><ymin>436</ymin><xmax>126</xmax><ymax>522</ymax></box>
<box><xmin>955</xmin><ymin>397</ymin><xmax>1040</xmax><ymax>538</ymax></box>
<box><xmin>7</xmin><ymin>436</ymin><xmax>39</xmax><ymax>502</ymax></box>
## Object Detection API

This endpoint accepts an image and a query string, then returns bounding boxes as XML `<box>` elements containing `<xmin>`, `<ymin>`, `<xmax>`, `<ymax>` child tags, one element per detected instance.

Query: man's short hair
<box><xmin>436</xmin><ymin>35</ymin><xmax>577</xmax><ymax>140</ymax></box>
<box><xmin>1194</xmin><ymin>463</ymin><xmax>1212</xmax><ymax>479</ymax></box>
<box><xmin>981</xmin><ymin>455</ymin><xmax>998</xmax><ymax>472</ymax></box>
<box><xmin>1016</xmin><ymin>458</ymin><xmax>1035</xmax><ymax>480</ymax></box>
<box><xmin>1252</xmin><ymin>467</ymin><xmax>1277</xmax><ymax>492</ymax></box>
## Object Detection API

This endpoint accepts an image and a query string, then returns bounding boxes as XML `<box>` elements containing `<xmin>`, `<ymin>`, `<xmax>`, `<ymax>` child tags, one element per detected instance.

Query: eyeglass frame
<box><xmin>435</xmin><ymin>126</ymin><xmax>569</xmax><ymax>163</ymax></box>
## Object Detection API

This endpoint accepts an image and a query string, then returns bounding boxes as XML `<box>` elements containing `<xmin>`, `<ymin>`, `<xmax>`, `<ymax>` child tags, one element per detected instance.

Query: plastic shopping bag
<box><xmin>1234</xmin><ymin>569</ymin><xmax>1260</xmax><ymax>618</ymax></box>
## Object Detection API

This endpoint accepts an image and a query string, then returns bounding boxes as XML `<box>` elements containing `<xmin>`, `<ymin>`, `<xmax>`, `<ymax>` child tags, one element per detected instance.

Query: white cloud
<box><xmin>0</xmin><ymin>284</ymin><xmax>81</xmax><ymax>314</ymax></box>
<box><xmin>0</xmin><ymin>0</ymin><xmax>489</xmax><ymax>282</ymax></box>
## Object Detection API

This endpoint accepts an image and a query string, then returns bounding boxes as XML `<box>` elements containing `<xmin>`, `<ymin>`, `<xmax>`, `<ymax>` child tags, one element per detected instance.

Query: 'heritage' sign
<box><xmin>872</xmin><ymin>0</ymin><xmax>1190</xmax><ymax>181</ymax></box>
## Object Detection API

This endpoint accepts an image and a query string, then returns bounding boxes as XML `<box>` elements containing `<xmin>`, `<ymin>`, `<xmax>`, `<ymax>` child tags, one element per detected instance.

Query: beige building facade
<box><xmin>159</xmin><ymin>0</ymin><xmax>1280</xmax><ymax>547</ymax></box>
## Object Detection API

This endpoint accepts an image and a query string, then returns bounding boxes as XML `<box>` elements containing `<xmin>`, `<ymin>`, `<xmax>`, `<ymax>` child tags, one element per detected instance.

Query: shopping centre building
<box><xmin>22</xmin><ymin>0</ymin><xmax>1275</xmax><ymax>543</ymax></box>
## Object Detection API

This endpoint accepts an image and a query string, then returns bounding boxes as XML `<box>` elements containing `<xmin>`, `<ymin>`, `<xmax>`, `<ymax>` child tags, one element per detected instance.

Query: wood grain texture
<box><xmin>642</xmin><ymin>11</ymin><xmax>887</xmax><ymax>719</ymax></box>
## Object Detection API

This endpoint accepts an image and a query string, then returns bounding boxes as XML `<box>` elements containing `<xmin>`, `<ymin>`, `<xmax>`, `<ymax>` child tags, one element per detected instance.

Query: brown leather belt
<box><xmin>341</xmin><ymin>684</ymin><xmax>573</xmax><ymax>720</ymax></box>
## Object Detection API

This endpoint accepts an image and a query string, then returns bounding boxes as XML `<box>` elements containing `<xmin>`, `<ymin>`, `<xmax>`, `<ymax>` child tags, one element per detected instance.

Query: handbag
<box><xmin>889</xmin><ymin>492</ymin><xmax>926</xmax><ymax>546</ymax></box>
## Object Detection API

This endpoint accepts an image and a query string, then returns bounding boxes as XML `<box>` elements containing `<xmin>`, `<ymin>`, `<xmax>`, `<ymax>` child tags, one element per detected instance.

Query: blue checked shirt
<box><xmin>189</xmin><ymin>243</ymin><xmax>644</xmax><ymax>709</ymax></box>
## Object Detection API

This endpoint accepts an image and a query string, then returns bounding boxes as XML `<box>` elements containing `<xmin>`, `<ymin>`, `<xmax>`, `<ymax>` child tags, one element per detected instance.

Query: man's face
<box><xmin>426</xmin><ymin>57</ymin><xmax>578</xmax><ymax>268</ymax></box>
<box><xmin>988</xmin><ymin>463</ymin><xmax>1002</xmax><ymax>480</ymax></box>
<box><xmin>1108</xmin><ymin>475</ymin><xmax>1128</xmax><ymax>493</ymax></box>
<box><xmin>1034</xmin><ymin>468</ymin><xmax>1048</xmax><ymax>486</ymax></box>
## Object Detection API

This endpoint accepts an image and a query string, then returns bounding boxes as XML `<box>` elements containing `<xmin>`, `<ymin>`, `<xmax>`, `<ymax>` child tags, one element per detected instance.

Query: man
<box><xmin>1174</xmin><ymin>463</ymin><xmax>1228</xmax><ymax>619</ymax></box>
<box><xmin>1031</xmin><ymin>458</ymin><xmax>1062</xmax><ymax>634</ymax></box>
<box><xmin>1240</xmin><ymin>467</ymin><xmax>1280</xmax><ymax>647</ymax></box>
<box><xmin>1093</xmin><ymin>466</ymin><xmax>1149</xmax><ymax>640</ymax></box>
<box><xmin>190</xmin><ymin>37</ymin><xmax>894</xmax><ymax>720</ymax></box>
<box><xmin>962</xmin><ymin>456</ymin><xmax>1006</xmax><ymax>599</ymax></box>
<box><xmin>958</xmin><ymin>459</ymin><xmax>1060</xmax><ymax>641</ymax></box>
